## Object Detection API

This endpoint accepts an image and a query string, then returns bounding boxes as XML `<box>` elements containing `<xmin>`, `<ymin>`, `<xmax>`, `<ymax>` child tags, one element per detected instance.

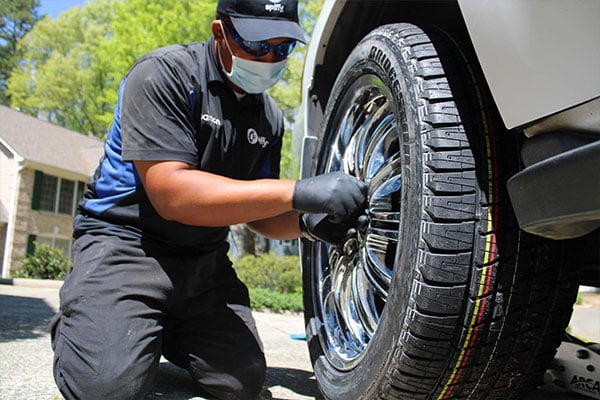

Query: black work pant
<box><xmin>51</xmin><ymin>233</ymin><xmax>266</xmax><ymax>400</ymax></box>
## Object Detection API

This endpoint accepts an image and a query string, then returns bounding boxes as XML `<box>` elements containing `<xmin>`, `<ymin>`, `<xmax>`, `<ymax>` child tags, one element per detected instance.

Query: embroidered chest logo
<box><xmin>201</xmin><ymin>113</ymin><xmax>221</xmax><ymax>126</ymax></box>
<box><xmin>247</xmin><ymin>128</ymin><xmax>270</xmax><ymax>148</ymax></box>
<box><xmin>265</xmin><ymin>0</ymin><xmax>284</xmax><ymax>13</ymax></box>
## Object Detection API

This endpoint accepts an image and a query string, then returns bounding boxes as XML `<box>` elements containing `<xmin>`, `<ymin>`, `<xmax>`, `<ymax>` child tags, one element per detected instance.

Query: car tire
<box><xmin>301</xmin><ymin>23</ymin><xmax>581</xmax><ymax>400</ymax></box>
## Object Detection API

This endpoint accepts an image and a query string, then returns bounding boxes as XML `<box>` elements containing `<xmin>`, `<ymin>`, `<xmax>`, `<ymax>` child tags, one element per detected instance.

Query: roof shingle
<box><xmin>0</xmin><ymin>105</ymin><xmax>104</xmax><ymax>176</ymax></box>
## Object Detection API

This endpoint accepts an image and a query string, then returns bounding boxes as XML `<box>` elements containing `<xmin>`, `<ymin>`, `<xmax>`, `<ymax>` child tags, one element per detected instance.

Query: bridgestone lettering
<box><xmin>369</xmin><ymin>45</ymin><xmax>401</xmax><ymax>98</ymax></box>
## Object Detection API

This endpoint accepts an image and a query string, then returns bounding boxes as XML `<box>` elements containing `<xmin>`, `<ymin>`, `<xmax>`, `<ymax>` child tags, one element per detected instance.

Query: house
<box><xmin>0</xmin><ymin>105</ymin><xmax>104</xmax><ymax>278</ymax></box>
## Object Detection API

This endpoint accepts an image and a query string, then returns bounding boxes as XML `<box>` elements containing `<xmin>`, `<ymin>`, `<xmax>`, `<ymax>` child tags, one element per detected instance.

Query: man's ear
<box><xmin>211</xmin><ymin>20</ymin><xmax>224</xmax><ymax>39</ymax></box>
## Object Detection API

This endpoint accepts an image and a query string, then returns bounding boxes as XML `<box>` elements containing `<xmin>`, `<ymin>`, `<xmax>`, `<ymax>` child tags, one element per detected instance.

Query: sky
<box><xmin>38</xmin><ymin>0</ymin><xmax>90</xmax><ymax>19</ymax></box>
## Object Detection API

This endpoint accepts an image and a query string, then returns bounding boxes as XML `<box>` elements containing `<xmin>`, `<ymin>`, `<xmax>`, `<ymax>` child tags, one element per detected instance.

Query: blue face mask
<box><xmin>218</xmin><ymin>22</ymin><xmax>288</xmax><ymax>94</ymax></box>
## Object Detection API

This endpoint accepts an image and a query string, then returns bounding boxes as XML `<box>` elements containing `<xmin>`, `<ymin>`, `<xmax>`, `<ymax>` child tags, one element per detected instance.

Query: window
<box><xmin>58</xmin><ymin>179</ymin><xmax>75</xmax><ymax>214</ymax></box>
<box><xmin>32</xmin><ymin>171</ymin><xmax>86</xmax><ymax>216</ymax></box>
<box><xmin>38</xmin><ymin>174</ymin><xmax>58</xmax><ymax>212</ymax></box>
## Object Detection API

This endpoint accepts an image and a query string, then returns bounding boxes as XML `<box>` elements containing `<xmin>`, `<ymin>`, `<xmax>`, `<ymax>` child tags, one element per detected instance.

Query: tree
<box><xmin>0</xmin><ymin>0</ymin><xmax>40</xmax><ymax>105</ymax></box>
<box><xmin>9</xmin><ymin>0</ymin><xmax>215</xmax><ymax>135</ymax></box>
<box><xmin>96</xmin><ymin>0</ymin><xmax>216</xmax><ymax>127</ymax></box>
<box><xmin>8</xmin><ymin>0</ymin><xmax>116</xmax><ymax>135</ymax></box>
<box><xmin>269</xmin><ymin>0</ymin><xmax>324</xmax><ymax>180</ymax></box>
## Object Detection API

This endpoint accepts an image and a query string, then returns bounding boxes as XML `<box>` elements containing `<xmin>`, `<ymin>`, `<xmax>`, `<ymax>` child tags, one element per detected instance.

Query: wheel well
<box><xmin>311</xmin><ymin>1</ymin><xmax>473</xmax><ymax>114</ymax></box>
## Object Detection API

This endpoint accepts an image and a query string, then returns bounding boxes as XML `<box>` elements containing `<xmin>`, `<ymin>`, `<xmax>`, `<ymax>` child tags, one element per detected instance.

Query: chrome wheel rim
<box><xmin>314</xmin><ymin>74</ymin><xmax>402</xmax><ymax>371</ymax></box>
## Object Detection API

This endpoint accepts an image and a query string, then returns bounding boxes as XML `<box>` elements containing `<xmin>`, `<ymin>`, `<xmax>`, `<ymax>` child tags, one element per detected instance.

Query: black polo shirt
<box><xmin>75</xmin><ymin>38</ymin><xmax>284</xmax><ymax>253</ymax></box>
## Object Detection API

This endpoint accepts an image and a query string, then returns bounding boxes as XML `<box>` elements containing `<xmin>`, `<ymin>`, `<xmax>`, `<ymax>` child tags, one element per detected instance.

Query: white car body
<box><xmin>301</xmin><ymin>0</ymin><xmax>600</xmax><ymax>137</ymax></box>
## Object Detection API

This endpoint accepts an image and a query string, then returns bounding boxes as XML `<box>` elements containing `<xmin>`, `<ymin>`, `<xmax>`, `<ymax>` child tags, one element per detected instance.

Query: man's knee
<box><xmin>54</xmin><ymin>355</ymin><xmax>157</xmax><ymax>400</ymax></box>
<box><xmin>234</xmin><ymin>355</ymin><xmax>267</xmax><ymax>399</ymax></box>
<box><xmin>190</xmin><ymin>353</ymin><xmax>266</xmax><ymax>400</ymax></box>
<box><xmin>53</xmin><ymin>320</ymin><xmax>158</xmax><ymax>400</ymax></box>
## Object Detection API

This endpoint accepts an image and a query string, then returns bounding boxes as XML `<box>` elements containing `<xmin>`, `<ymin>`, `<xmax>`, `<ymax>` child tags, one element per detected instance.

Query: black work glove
<box><xmin>299</xmin><ymin>212</ymin><xmax>370</xmax><ymax>246</ymax></box>
<box><xmin>299</xmin><ymin>213</ymin><xmax>355</xmax><ymax>245</ymax></box>
<box><xmin>292</xmin><ymin>172</ymin><xmax>367</xmax><ymax>222</ymax></box>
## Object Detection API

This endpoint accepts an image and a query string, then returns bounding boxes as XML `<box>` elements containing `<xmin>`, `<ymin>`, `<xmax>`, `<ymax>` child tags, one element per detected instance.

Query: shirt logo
<box><xmin>201</xmin><ymin>113</ymin><xmax>221</xmax><ymax>126</ymax></box>
<box><xmin>265</xmin><ymin>0</ymin><xmax>284</xmax><ymax>13</ymax></box>
<box><xmin>247</xmin><ymin>128</ymin><xmax>270</xmax><ymax>148</ymax></box>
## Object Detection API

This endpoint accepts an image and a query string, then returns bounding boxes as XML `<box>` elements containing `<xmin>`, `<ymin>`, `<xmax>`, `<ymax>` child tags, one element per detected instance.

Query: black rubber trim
<box><xmin>520</xmin><ymin>131</ymin><xmax>597</xmax><ymax>167</ymax></box>
<box><xmin>508</xmin><ymin>139</ymin><xmax>600</xmax><ymax>240</ymax></box>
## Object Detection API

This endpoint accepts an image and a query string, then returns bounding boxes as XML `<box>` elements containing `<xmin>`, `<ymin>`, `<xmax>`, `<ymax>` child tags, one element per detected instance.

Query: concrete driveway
<box><xmin>1</xmin><ymin>279</ymin><xmax>597</xmax><ymax>400</ymax></box>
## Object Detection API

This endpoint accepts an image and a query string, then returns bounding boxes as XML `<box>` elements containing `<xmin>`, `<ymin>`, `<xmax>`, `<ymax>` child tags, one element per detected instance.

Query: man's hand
<box><xmin>299</xmin><ymin>213</ymin><xmax>362</xmax><ymax>245</ymax></box>
<box><xmin>292</xmin><ymin>172</ymin><xmax>367</xmax><ymax>221</ymax></box>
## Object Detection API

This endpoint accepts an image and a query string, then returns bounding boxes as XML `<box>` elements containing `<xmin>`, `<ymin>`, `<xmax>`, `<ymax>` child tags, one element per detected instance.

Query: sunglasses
<box><xmin>222</xmin><ymin>21</ymin><xmax>297</xmax><ymax>59</ymax></box>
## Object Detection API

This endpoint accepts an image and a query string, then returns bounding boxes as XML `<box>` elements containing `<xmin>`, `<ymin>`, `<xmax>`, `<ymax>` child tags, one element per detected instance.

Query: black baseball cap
<box><xmin>217</xmin><ymin>0</ymin><xmax>306</xmax><ymax>43</ymax></box>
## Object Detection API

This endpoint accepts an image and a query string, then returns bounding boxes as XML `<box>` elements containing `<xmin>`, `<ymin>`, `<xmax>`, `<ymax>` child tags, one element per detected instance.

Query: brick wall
<box><xmin>8</xmin><ymin>168</ymin><xmax>75</xmax><ymax>275</ymax></box>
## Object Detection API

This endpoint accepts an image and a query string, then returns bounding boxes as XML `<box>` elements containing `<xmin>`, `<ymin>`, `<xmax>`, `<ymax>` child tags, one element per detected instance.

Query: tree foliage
<box><xmin>8</xmin><ymin>0</ymin><xmax>115</xmax><ymax>135</ymax></box>
<box><xmin>0</xmin><ymin>0</ymin><xmax>40</xmax><ymax>105</ymax></box>
<box><xmin>268</xmin><ymin>0</ymin><xmax>323</xmax><ymax>179</ymax></box>
<box><xmin>8</xmin><ymin>0</ymin><xmax>215</xmax><ymax>136</ymax></box>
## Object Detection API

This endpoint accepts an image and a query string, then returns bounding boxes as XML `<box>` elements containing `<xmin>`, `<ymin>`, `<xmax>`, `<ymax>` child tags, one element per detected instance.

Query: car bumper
<box><xmin>507</xmin><ymin>137</ymin><xmax>600</xmax><ymax>240</ymax></box>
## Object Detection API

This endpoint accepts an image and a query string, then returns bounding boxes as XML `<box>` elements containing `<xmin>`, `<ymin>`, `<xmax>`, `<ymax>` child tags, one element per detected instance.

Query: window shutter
<box><xmin>77</xmin><ymin>181</ymin><xmax>87</xmax><ymax>194</ymax></box>
<box><xmin>75</xmin><ymin>181</ymin><xmax>86</xmax><ymax>213</ymax></box>
<box><xmin>26</xmin><ymin>234</ymin><xmax>37</xmax><ymax>256</ymax></box>
<box><xmin>31</xmin><ymin>171</ymin><xmax>43</xmax><ymax>210</ymax></box>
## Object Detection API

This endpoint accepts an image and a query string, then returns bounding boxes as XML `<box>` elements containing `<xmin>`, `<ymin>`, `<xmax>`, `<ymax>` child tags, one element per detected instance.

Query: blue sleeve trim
<box><xmin>84</xmin><ymin>79</ymin><xmax>140</xmax><ymax>215</ymax></box>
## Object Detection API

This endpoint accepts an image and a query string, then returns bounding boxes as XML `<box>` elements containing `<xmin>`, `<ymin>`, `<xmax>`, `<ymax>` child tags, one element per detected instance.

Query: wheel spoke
<box><xmin>338</xmin><ymin>262</ymin><xmax>369</xmax><ymax>351</ymax></box>
<box><xmin>362</xmin><ymin>230</ymin><xmax>395</xmax><ymax>297</ymax></box>
<box><xmin>352</xmin><ymin>264</ymin><xmax>379</xmax><ymax>337</ymax></box>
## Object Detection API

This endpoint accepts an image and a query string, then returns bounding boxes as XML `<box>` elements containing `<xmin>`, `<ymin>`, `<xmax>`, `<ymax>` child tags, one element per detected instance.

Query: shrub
<box><xmin>233</xmin><ymin>253</ymin><xmax>303</xmax><ymax>312</ymax></box>
<box><xmin>16</xmin><ymin>243</ymin><xmax>72</xmax><ymax>280</ymax></box>
<box><xmin>248</xmin><ymin>288</ymin><xmax>303</xmax><ymax>313</ymax></box>
<box><xmin>233</xmin><ymin>253</ymin><xmax>302</xmax><ymax>294</ymax></box>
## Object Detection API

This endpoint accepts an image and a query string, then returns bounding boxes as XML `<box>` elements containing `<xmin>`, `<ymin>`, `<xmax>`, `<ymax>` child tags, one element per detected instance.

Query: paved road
<box><xmin>1</xmin><ymin>279</ymin><xmax>597</xmax><ymax>400</ymax></box>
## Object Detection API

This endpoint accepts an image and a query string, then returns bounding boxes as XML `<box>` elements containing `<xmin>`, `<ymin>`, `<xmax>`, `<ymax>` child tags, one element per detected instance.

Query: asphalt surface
<box><xmin>0</xmin><ymin>279</ymin><xmax>598</xmax><ymax>400</ymax></box>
